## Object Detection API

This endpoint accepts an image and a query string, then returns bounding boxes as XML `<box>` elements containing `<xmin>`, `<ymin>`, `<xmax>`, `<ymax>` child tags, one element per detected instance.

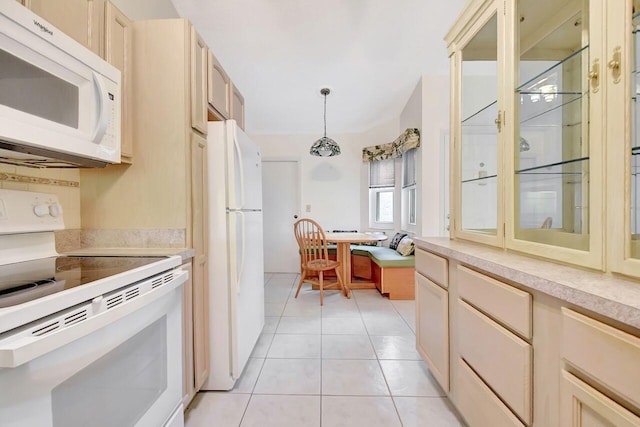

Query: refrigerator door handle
<box><xmin>235</xmin><ymin>211</ymin><xmax>246</xmax><ymax>294</ymax></box>
<box><xmin>233</xmin><ymin>132</ymin><xmax>246</xmax><ymax>209</ymax></box>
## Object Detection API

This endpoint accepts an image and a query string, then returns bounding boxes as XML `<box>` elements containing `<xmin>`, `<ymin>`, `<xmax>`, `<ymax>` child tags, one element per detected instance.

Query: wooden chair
<box><xmin>293</xmin><ymin>218</ymin><xmax>346</xmax><ymax>305</ymax></box>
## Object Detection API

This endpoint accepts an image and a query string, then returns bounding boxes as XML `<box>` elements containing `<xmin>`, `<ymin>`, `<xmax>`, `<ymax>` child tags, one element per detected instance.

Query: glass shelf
<box><xmin>462</xmin><ymin>174</ymin><xmax>498</xmax><ymax>184</ymax></box>
<box><xmin>519</xmin><ymin>93</ymin><xmax>584</xmax><ymax>125</ymax></box>
<box><xmin>516</xmin><ymin>156</ymin><xmax>588</xmax><ymax>175</ymax></box>
<box><xmin>462</xmin><ymin>100</ymin><xmax>497</xmax><ymax>125</ymax></box>
<box><xmin>517</xmin><ymin>46</ymin><xmax>588</xmax><ymax>93</ymax></box>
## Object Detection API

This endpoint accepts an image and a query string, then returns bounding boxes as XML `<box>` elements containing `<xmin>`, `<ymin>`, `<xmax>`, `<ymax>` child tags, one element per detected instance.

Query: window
<box><xmin>402</xmin><ymin>148</ymin><xmax>417</xmax><ymax>227</ymax></box>
<box><xmin>369</xmin><ymin>158</ymin><xmax>395</xmax><ymax>228</ymax></box>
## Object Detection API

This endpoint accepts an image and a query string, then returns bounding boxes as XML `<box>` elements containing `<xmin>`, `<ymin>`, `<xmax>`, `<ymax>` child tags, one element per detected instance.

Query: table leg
<box><xmin>336</xmin><ymin>242</ymin><xmax>351</xmax><ymax>298</ymax></box>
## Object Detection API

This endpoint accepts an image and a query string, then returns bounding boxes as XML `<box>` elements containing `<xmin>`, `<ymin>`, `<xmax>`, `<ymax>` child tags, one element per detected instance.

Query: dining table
<box><xmin>324</xmin><ymin>232</ymin><xmax>388</xmax><ymax>298</ymax></box>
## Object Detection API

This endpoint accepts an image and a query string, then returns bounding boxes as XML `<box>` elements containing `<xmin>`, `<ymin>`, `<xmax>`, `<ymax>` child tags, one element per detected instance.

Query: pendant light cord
<box><xmin>323</xmin><ymin>93</ymin><xmax>327</xmax><ymax>138</ymax></box>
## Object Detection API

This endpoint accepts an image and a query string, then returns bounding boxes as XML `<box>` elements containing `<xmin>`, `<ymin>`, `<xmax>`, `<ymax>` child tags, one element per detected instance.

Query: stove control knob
<box><xmin>49</xmin><ymin>203</ymin><xmax>62</xmax><ymax>217</ymax></box>
<box><xmin>33</xmin><ymin>204</ymin><xmax>50</xmax><ymax>217</ymax></box>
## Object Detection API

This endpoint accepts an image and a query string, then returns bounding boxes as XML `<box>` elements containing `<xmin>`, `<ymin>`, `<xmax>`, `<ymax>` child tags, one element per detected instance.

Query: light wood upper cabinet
<box><xmin>26</xmin><ymin>0</ymin><xmax>104</xmax><ymax>55</ymax></box>
<box><xmin>104</xmin><ymin>2</ymin><xmax>132</xmax><ymax>162</ymax></box>
<box><xmin>207</xmin><ymin>50</ymin><xmax>231</xmax><ymax>120</ymax></box>
<box><xmin>190</xmin><ymin>27</ymin><xmax>208</xmax><ymax>135</ymax></box>
<box><xmin>446</xmin><ymin>0</ymin><xmax>640</xmax><ymax>271</ymax></box>
<box><xmin>230</xmin><ymin>82</ymin><xmax>245</xmax><ymax>130</ymax></box>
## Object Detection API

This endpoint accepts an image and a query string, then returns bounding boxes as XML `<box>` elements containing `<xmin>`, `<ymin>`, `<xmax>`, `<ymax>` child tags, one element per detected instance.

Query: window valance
<box><xmin>362</xmin><ymin>128</ymin><xmax>420</xmax><ymax>162</ymax></box>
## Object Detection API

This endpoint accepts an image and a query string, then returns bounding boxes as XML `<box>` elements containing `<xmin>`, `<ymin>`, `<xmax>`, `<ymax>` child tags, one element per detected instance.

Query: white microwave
<box><xmin>0</xmin><ymin>1</ymin><xmax>121</xmax><ymax>168</ymax></box>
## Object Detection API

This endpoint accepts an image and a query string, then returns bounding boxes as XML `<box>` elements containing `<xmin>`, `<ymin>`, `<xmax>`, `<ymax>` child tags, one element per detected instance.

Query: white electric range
<box><xmin>0</xmin><ymin>189</ymin><xmax>187</xmax><ymax>427</ymax></box>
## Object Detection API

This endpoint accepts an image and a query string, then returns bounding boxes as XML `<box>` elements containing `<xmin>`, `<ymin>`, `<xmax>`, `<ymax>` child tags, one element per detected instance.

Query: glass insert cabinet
<box><xmin>447</xmin><ymin>0</ymin><xmax>640</xmax><ymax>273</ymax></box>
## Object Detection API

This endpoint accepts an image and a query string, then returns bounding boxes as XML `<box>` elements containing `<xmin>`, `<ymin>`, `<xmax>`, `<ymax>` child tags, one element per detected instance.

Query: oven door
<box><xmin>0</xmin><ymin>282</ymin><xmax>184</xmax><ymax>427</ymax></box>
<box><xmin>0</xmin><ymin>1</ymin><xmax>120</xmax><ymax>164</ymax></box>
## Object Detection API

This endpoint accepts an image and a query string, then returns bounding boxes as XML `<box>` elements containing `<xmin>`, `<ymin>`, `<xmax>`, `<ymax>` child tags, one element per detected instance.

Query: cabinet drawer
<box><xmin>459</xmin><ymin>300</ymin><xmax>532</xmax><ymax>424</ymax></box>
<box><xmin>458</xmin><ymin>265</ymin><xmax>531</xmax><ymax>339</ymax></box>
<box><xmin>457</xmin><ymin>358</ymin><xmax>526</xmax><ymax>427</ymax></box>
<box><xmin>415</xmin><ymin>249</ymin><xmax>448</xmax><ymax>288</ymax></box>
<box><xmin>415</xmin><ymin>274</ymin><xmax>449</xmax><ymax>392</ymax></box>
<box><xmin>562</xmin><ymin>308</ymin><xmax>640</xmax><ymax>409</ymax></box>
<box><xmin>560</xmin><ymin>370</ymin><xmax>640</xmax><ymax>427</ymax></box>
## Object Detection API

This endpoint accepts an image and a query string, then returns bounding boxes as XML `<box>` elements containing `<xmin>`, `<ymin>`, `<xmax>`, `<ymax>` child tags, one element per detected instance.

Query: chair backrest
<box><xmin>294</xmin><ymin>218</ymin><xmax>329</xmax><ymax>266</ymax></box>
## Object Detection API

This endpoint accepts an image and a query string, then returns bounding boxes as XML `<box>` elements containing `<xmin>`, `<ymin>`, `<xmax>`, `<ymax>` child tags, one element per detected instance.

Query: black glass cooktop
<box><xmin>0</xmin><ymin>256</ymin><xmax>164</xmax><ymax>308</ymax></box>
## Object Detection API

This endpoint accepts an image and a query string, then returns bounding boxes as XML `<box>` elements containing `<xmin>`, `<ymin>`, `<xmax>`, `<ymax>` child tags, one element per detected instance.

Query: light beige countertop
<box><xmin>64</xmin><ymin>247</ymin><xmax>195</xmax><ymax>262</ymax></box>
<box><xmin>415</xmin><ymin>237</ymin><xmax>640</xmax><ymax>330</ymax></box>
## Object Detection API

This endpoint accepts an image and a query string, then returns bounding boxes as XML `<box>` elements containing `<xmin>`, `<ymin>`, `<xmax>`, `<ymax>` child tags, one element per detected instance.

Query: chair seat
<box><xmin>305</xmin><ymin>258</ymin><xmax>340</xmax><ymax>271</ymax></box>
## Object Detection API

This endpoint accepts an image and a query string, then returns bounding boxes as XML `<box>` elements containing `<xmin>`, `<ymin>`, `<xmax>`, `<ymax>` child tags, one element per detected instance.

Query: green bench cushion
<box><xmin>350</xmin><ymin>245</ymin><xmax>415</xmax><ymax>268</ymax></box>
<box><xmin>299</xmin><ymin>243</ymin><xmax>337</xmax><ymax>256</ymax></box>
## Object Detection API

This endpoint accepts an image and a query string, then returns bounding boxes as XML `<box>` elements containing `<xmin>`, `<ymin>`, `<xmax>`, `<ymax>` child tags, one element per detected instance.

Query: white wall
<box><xmin>252</xmin><ymin>118</ymin><xmax>399</xmax><ymax>232</ymax></box>
<box><xmin>398</xmin><ymin>75</ymin><xmax>451</xmax><ymax>238</ymax></box>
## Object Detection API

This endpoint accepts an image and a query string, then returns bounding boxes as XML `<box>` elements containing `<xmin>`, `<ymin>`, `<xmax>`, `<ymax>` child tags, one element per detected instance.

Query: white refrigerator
<box><xmin>203</xmin><ymin>120</ymin><xmax>265</xmax><ymax>390</ymax></box>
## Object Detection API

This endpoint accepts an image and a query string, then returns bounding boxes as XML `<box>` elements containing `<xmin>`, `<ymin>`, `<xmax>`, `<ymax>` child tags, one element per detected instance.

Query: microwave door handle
<box><xmin>91</xmin><ymin>72</ymin><xmax>110</xmax><ymax>143</ymax></box>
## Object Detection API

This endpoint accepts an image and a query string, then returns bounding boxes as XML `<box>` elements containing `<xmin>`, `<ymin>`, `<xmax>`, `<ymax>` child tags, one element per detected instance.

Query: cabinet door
<box><xmin>190</xmin><ymin>27</ymin><xmax>208</xmax><ymax>135</ymax></box>
<box><xmin>449</xmin><ymin>1</ymin><xmax>504</xmax><ymax>247</ymax></box>
<box><xmin>207</xmin><ymin>50</ymin><xmax>231</xmax><ymax>119</ymax></box>
<box><xmin>506</xmin><ymin>0</ymin><xmax>604</xmax><ymax>269</ymax></box>
<box><xmin>181</xmin><ymin>261</ymin><xmax>195</xmax><ymax>408</ymax></box>
<box><xmin>415</xmin><ymin>273</ymin><xmax>449</xmax><ymax>392</ymax></box>
<box><xmin>608</xmin><ymin>0</ymin><xmax>640</xmax><ymax>277</ymax></box>
<box><xmin>27</xmin><ymin>0</ymin><xmax>103</xmax><ymax>55</ymax></box>
<box><xmin>190</xmin><ymin>132</ymin><xmax>209</xmax><ymax>391</ymax></box>
<box><xmin>104</xmin><ymin>1</ymin><xmax>133</xmax><ymax>163</ymax></box>
<box><xmin>561</xmin><ymin>371</ymin><xmax>640</xmax><ymax>427</ymax></box>
<box><xmin>230</xmin><ymin>82</ymin><xmax>245</xmax><ymax>130</ymax></box>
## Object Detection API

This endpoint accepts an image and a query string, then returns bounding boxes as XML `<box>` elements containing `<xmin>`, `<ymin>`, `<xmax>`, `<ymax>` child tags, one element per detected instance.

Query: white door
<box><xmin>262</xmin><ymin>160</ymin><xmax>300</xmax><ymax>273</ymax></box>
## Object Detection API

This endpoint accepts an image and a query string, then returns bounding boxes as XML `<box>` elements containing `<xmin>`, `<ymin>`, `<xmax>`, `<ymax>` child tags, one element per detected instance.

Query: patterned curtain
<box><xmin>361</xmin><ymin>128</ymin><xmax>421</xmax><ymax>162</ymax></box>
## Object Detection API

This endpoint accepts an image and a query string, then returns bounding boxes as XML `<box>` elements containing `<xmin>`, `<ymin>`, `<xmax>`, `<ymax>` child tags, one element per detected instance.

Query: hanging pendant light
<box><xmin>310</xmin><ymin>88</ymin><xmax>341</xmax><ymax>157</ymax></box>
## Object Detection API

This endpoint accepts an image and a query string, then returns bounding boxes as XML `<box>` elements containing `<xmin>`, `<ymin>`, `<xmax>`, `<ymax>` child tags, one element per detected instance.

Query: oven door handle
<box><xmin>0</xmin><ymin>269</ymin><xmax>187</xmax><ymax>368</ymax></box>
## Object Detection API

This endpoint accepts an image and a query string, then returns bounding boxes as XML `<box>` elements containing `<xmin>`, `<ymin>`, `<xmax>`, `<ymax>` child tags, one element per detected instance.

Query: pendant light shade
<box><xmin>310</xmin><ymin>88</ymin><xmax>340</xmax><ymax>157</ymax></box>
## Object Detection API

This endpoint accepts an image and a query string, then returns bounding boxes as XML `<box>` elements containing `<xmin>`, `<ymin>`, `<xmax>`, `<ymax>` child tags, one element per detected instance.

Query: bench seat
<box><xmin>349</xmin><ymin>245</ymin><xmax>415</xmax><ymax>300</ymax></box>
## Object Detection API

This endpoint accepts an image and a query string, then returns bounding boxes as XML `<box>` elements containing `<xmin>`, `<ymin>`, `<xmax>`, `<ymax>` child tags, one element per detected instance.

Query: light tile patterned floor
<box><xmin>185</xmin><ymin>273</ymin><xmax>466</xmax><ymax>427</ymax></box>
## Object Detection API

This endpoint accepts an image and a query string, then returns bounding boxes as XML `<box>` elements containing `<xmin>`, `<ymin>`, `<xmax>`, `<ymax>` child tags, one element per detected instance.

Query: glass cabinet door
<box><xmin>455</xmin><ymin>9</ymin><xmax>502</xmax><ymax>245</ymax></box>
<box><xmin>510</xmin><ymin>0</ymin><xmax>603</xmax><ymax>266</ymax></box>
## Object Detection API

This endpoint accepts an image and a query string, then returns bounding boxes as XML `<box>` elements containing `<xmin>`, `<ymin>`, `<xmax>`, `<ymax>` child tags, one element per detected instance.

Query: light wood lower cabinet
<box><xmin>458</xmin><ymin>299</ymin><xmax>532</xmax><ymax>424</ymax></box>
<box><xmin>560</xmin><ymin>371</ymin><xmax>640</xmax><ymax>427</ymax></box>
<box><xmin>415</xmin><ymin>246</ymin><xmax>640</xmax><ymax>427</ymax></box>
<box><xmin>457</xmin><ymin>358</ymin><xmax>526</xmax><ymax>427</ymax></box>
<box><xmin>415</xmin><ymin>273</ymin><xmax>449</xmax><ymax>392</ymax></box>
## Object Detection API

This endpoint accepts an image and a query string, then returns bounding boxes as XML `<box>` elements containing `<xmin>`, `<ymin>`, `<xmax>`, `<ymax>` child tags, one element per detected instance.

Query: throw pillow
<box><xmin>388</xmin><ymin>232</ymin><xmax>407</xmax><ymax>250</ymax></box>
<box><xmin>396</xmin><ymin>236</ymin><xmax>415</xmax><ymax>256</ymax></box>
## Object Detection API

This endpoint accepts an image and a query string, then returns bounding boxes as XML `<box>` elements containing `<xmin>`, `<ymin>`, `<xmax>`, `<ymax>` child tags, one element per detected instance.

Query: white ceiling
<box><xmin>171</xmin><ymin>0</ymin><xmax>466</xmax><ymax>135</ymax></box>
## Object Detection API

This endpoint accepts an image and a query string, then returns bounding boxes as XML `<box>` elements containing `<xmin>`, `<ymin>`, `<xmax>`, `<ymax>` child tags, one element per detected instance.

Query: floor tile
<box><xmin>250</xmin><ymin>333</ymin><xmax>274</xmax><ymax>358</ymax></box>
<box><xmin>321</xmin><ymin>396</ymin><xmax>402</xmax><ymax>427</ymax></box>
<box><xmin>185</xmin><ymin>392</ymin><xmax>250</xmax><ymax>427</ymax></box>
<box><xmin>322</xmin><ymin>360</ymin><xmax>389</xmax><ymax>396</ymax></box>
<box><xmin>264</xmin><ymin>287</ymin><xmax>292</xmax><ymax>303</ymax></box>
<box><xmin>264</xmin><ymin>302</ymin><xmax>285</xmax><ymax>317</ymax></box>
<box><xmin>322</xmin><ymin>335</ymin><xmax>376</xmax><ymax>359</ymax></box>
<box><xmin>362</xmin><ymin>315</ymin><xmax>414</xmax><ymax>336</ymax></box>
<box><xmin>380</xmin><ymin>360</ymin><xmax>445</xmax><ymax>397</ymax></box>
<box><xmin>262</xmin><ymin>317</ymin><xmax>280</xmax><ymax>334</ymax></box>
<box><xmin>276</xmin><ymin>316</ymin><xmax>321</xmax><ymax>334</ymax></box>
<box><xmin>254</xmin><ymin>359</ymin><xmax>321</xmax><ymax>395</ymax></box>
<box><xmin>230</xmin><ymin>358</ymin><xmax>265</xmax><ymax>394</ymax></box>
<box><xmin>321</xmin><ymin>317</ymin><xmax>367</xmax><ymax>335</ymax></box>
<box><xmin>370</xmin><ymin>335</ymin><xmax>422</xmax><ymax>360</ymax></box>
<box><xmin>321</xmin><ymin>305</ymin><xmax>362</xmax><ymax>318</ymax></box>
<box><xmin>240</xmin><ymin>394</ymin><xmax>320</xmax><ymax>427</ymax></box>
<box><xmin>394</xmin><ymin>397</ymin><xmax>465</xmax><ymax>427</ymax></box>
<box><xmin>241</xmin><ymin>394</ymin><xmax>320</xmax><ymax>427</ymax></box>
<box><xmin>267</xmin><ymin>334</ymin><xmax>321</xmax><ymax>358</ymax></box>
<box><xmin>265</xmin><ymin>273</ymin><xmax>298</xmax><ymax>286</ymax></box>
<box><xmin>282</xmin><ymin>301</ymin><xmax>322</xmax><ymax>317</ymax></box>
<box><xmin>391</xmin><ymin>300</ymin><xmax>417</xmax><ymax>333</ymax></box>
